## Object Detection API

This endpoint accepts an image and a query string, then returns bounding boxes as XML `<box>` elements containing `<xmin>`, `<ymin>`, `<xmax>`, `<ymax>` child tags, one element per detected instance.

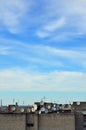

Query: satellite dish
<box><xmin>70</xmin><ymin>102</ymin><xmax>73</xmax><ymax>105</ymax></box>
<box><xmin>20</xmin><ymin>108</ymin><xmax>24</xmax><ymax>112</ymax></box>
<box><xmin>77</xmin><ymin>102</ymin><xmax>80</xmax><ymax>105</ymax></box>
<box><xmin>52</xmin><ymin>107</ymin><xmax>56</xmax><ymax>111</ymax></box>
<box><xmin>31</xmin><ymin>107</ymin><xmax>35</xmax><ymax>112</ymax></box>
<box><xmin>39</xmin><ymin>110</ymin><xmax>41</xmax><ymax>114</ymax></box>
<box><xmin>47</xmin><ymin>105</ymin><xmax>51</xmax><ymax>109</ymax></box>
<box><xmin>40</xmin><ymin>100</ymin><xmax>44</xmax><ymax>106</ymax></box>
<box><xmin>53</xmin><ymin>104</ymin><xmax>56</xmax><ymax>107</ymax></box>
<box><xmin>33</xmin><ymin>104</ymin><xmax>37</xmax><ymax>111</ymax></box>
<box><xmin>45</xmin><ymin>109</ymin><xmax>48</xmax><ymax>114</ymax></box>
<box><xmin>40</xmin><ymin>107</ymin><xmax>45</xmax><ymax>112</ymax></box>
<box><xmin>11</xmin><ymin>106</ymin><xmax>16</xmax><ymax>111</ymax></box>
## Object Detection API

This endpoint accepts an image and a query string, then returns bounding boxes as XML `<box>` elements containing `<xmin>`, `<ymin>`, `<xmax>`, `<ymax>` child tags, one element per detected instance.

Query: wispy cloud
<box><xmin>36</xmin><ymin>17</ymin><xmax>66</xmax><ymax>38</ymax></box>
<box><xmin>0</xmin><ymin>0</ymin><xmax>33</xmax><ymax>34</ymax></box>
<box><xmin>0</xmin><ymin>0</ymin><xmax>86</xmax><ymax>40</ymax></box>
<box><xmin>0</xmin><ymin>38</ymin><xmax>86</xmax><ymax>70</ymax></box>
<box><xmin>0</xmin><ymin>0</ymin><xmax>86</xmax><ymax>100</ymax></box>
<box><xmin>36</xmin><ymin>0</ymin><xmax>86</xmax><ymax>40</ymax></box>
<box><xmin>0</xmin><ymin>68</ymin><xmax>86</xmax><ymax>91</ymax></box>
<box><xmin>0</xmin><ymin>46</ymin><xmax>12</xmax><ymax>55</ymax></box>
<box><xmin>44</xmin><ymin>17</ymin><xmax>65</xmax><ymax>32</ymax></box>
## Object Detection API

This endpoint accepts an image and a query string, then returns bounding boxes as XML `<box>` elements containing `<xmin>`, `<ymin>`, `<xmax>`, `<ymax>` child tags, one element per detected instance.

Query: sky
<box><xmin>0</xmin><ymin>0</ymin><xmax>86</xmax><ymax>105</ymax></box>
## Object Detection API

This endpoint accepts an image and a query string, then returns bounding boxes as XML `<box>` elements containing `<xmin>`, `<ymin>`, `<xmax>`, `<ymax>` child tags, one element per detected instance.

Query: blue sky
<box><xmin>0</xmin><ymin>0</ymin><xmax>86</xmax><ymax>105</ymax></box>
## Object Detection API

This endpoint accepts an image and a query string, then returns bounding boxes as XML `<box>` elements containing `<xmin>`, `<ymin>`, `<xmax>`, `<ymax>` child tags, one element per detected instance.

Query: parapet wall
<box><xmin>0</xmin><ymin>113</ymin><xmax>26</xmax><ymax>130</ymax></box>
<box><xmin>38</xmin><ymin>113</ymin><xmax>75</xmax><ymax>130</ymax></box>
<box><xmin>26</xmin><ymin>113</ymin><xmax>75</xmax><ymax>130</ymax></box>
<box><xmin>0</xmin><ymin>113</ymin><xmax>75</xmax><ymax>130</ymax></box>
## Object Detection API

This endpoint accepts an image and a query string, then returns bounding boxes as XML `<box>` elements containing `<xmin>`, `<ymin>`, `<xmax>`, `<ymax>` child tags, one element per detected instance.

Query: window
<box><xmin>27</xmin><ymin>123</ymin><xmax>34</xmax><ymax>127</ymax></box>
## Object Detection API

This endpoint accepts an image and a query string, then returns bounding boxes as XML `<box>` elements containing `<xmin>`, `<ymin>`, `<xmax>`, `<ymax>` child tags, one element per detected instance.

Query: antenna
<box><xmin>23</xmin><ymin>101</ymin><xmax>24</xmax><ymax>105</ymax></box>
<box><xmin>51</xmin><ymin>98</ymin><xmax>52</xmax><ymax>103</ymax></box>
<box><xmin>43</xmin><ymin>96</ymin><xmax>46</xmax><ymax>102</ymax></box>
<box><xmin>13</xmin><ymin>99</ymin><xmax>15</xmax><ymax>104</ymax></box>
<box><xmin>40</xmin><ymin>100</ymin><xmax>44</xmax><ymax>106</ymax></box>
<box><xmin>1</xmin><ymin>99</ymin><xmax>2</xmax><ymax>107</ymax></box>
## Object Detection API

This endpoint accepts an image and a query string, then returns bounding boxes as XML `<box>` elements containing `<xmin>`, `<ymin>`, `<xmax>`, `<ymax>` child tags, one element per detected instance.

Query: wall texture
<box><xmin>0</xmin><ymin>113</ymin><xmax>75</xmax><ymax>130</ymax></box>
<box><xmin>75</xmin><ymin>112</ymin><xmax>83</xmax><ymax>130</ymax></box>
<box><xmin>38</xmin><ymin>113</ymin><xmax>75</xmax><ymax>130</ymax></box>
<box><xmin>26</xmin><ymin>113</ymin><xmax>75</xmax><ymax>130</ymax></box>
<box><xmin>0</xmin><ymin>114</ymin><xmax>26</xmax><ymax>130</ymax></box>
<box><xmin>26</xmin><ymin>114</ymin><xmax>38</xmax><ymax>130</ymax></box>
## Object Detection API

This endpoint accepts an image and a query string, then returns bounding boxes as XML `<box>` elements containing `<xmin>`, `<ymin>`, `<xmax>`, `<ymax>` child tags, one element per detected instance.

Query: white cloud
<box><xmin>0</xmin><ymin>0</ymin><xmax>86</xmax><ymax>38</ymax></box>
<box><xmin>44</xmin><ymin>17</ymin><xmax>65</xmax><ymax>31</ymax></box>
<box><xmin>0</xmin><ymin>38</ymin><xmax>86</xmax><ymax>69</ymax></box>
<box><xmin>0</xmin><ymin>0</ymin><xmax>32</xmax><ymax>33</ymax></box>
<box><xmin>36</xmin><ymin>31</ymin><xmax>50</xmax><ymax>38</ymax></box>
<box><xmin>0</xmin><ymin>46</ymin><xmax>12</xmax><ymax>55</ymax></box>
<box><xmin>37</xmin><ymin>17</ymin><xmax>65</xmax><ymax>38</ymax></box>
<box><xmin>61</xmin><ymin>0</ymin><xmax>86</xmax><ymax>33</ymax></box>
<box><xmin>36</xmin><ymin>0</ymin><xmax>86</xmax><ymax>39</ymax></box>
<box><xmin>0</xmin><ymin>38</ymin><xmax>86</xmax><ymax>91</ymax></box>
<box><xmin>0</xmin><ymin>68</ymin><xmax>86</xmax><ymax>91</ymax></box>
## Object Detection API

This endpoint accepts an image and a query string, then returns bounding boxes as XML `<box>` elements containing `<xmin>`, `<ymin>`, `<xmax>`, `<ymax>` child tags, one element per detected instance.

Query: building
<box><xmin>0</xmin><ymin>101</ymin><xmax>86</xmax><ymax>130</ymax></box>
<box><xmin>72</xmin><ymin>102</ymin><xmax>86</xmax><ymax>130</ymax></box>
<box><xmin>0</xmin><ymin>113</ymin><xmax>75</xmax><ymax>130</ymax></box>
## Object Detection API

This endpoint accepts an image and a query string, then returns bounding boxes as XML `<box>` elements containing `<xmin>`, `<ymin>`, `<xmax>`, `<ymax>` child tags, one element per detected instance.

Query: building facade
<box><xmin>0</xmin><ymin>101</ymin><xmax>86</xmax><ymax>130</ymax></box>
<box><xmin>0</xmin><ymin>113</ymin><xmax>75</xmax><ymax>130</ymax></box>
